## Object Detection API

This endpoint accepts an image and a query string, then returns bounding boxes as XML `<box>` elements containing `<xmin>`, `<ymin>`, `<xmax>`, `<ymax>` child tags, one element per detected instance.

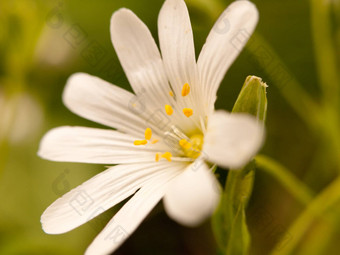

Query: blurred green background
<box><xmin>0</xmin><ymin>0</ymin><xmax>339</xmax><ymax>254</ymax></box>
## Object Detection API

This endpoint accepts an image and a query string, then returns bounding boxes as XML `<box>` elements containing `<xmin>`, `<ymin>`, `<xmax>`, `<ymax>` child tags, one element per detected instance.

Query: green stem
<box><xmin>310</xmin><ymin>0</ymin><xmax>340</xmax><ymax>108</ymax></box>
<box><xmin>294</xmin><ymin>214</ymin><xmax>336</xmax><ymax>255</ymax></box>
<box><xmin>0</xmin><ymin>138</ymin><xmax>9</xmax><ymax>177</ymax></box>
<box><xmin>309</xmin><ymin>0</ymin><xmax>340</xmax><ymax>172</ymax></box>
<box><xmin>271</xmin><ymin>176</ymin><xmax>340</xmax><ymax>255</ymax></box>
<box><xmin>255</xmin><ymin>155</ymin><xmax>314</xmax><ymax>205</ymax></box>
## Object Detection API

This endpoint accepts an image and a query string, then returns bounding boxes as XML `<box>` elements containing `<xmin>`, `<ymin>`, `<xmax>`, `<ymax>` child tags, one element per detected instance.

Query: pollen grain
<box><xmin>155</xmin><ymin>153</ymin><xmax>160</xmax><ymax>162</ymax></box>
<box><xmin>145</xmin><ymin>128</ymin><xmax>152</xmax><ymax>140</ymax></box>
<box><xmin>179</xmin><ymin>139</ymin><xmax>192</xmax><ymax>149</ymax></box>
<box><xmin>181</xmin><ymin>83</ymin><xmax>190</xmax><ymax>97</ymax></box>
<box><xmin>165</xmin><ymin>105</ymin><xmax>173</xmax><ymax>115</ymax></box>
<box><xmin>183</xmin><ymin>108</ymin><xmax>193</xmax><ymax>117</ymax></box>
<box><xmin>134</xmin><ymin>140</ymin><xmax>147</xmax><ymax>145</ymax></box>
<box><xmin>161</xmin><ymin>152</ymin><xmax>172</xmax><ymax>162</ymax></box>
<box><xmin>151</xmin><ymin>139</ymin><xmax>159</xmax><ymax>144</ymax></box>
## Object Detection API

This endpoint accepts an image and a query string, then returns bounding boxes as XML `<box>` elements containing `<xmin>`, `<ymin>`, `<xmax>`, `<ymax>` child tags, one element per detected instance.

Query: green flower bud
<box><xmin>232</xmin><ymin>75</ymin><xmax>268</xmax><ymax>122</ymax></box>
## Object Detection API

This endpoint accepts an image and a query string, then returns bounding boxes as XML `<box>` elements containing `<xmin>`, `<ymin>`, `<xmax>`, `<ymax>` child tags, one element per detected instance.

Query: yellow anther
<box><xmin>178</xmin><ymin>133</ymin><xmax>204</xmax><ymax>159</ymax></box>
<box><xmin>151</xmin><ymin>139</ymin><xmax>159</xmax><ymax>144</ymax></box>
<box><xmin>165</xmin><ymin>104</ymin><xmax>173</xmax><ymax>115</ymax></box>
<box><xmin>133</xmin><ymin>140</ymin><xmax>147</xmax><ymax>145</ymax></box>
<box><xmin>155</xmin><ymin>153</ymin><xmax>160</xmax><ymax>162</ymax></box>
<box><xmin>183</xmin><ymin>108</ymin><xmax>193</xmax><ymax>117</ymax></box>
<box><xmin>145</xmin><ymin>128</ymin><xmax>152</xmax><ymax>140</ymax></box>
<box><xmin>179</xmin><ymin>139</ymin><xmax>192</xmax><ymax>149</ymax></box>
<box><xmin>186</xmin><ymin>134</ymin><xmax>203</xmax><ymax>159</ymax></box>
<box><xmin>161</xmin><ymin>152</ymin><xmax>172</xmax><ymax>162</ymax></box>
<box><xmin>181</xmin><ymin>83</ymin><xmax>190</xmax><ymax>97</ymax></box>
<box><xmin>169</xmin><ymin>91</ymin><xmax>174</xmax><ymax>97</ymax></box>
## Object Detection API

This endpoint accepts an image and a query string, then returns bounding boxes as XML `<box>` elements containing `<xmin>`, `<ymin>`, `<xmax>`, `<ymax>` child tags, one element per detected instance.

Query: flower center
<box><xmin>133</xmin><ymin>83</ymin><xmax>204</xmax><ymax>162</ymax></box>
<box><xmin>180</xmin><ymin>133</ymin><xmax>204</xmax><ymax>159</ymax></box>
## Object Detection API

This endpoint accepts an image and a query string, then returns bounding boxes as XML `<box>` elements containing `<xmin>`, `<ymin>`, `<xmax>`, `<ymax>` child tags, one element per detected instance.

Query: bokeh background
<box><xmin>1</xmin><ymin>0</ymin><xmax>339</xmax><ymax>254</ymax></box>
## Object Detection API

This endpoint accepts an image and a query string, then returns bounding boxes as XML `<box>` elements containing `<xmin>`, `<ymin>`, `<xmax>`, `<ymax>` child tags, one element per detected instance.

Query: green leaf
<box><xmin>212</xmin><ymin>162</ymin><xmax>255</xmax><ymax>254</ymax></box>
<box><xmin>226</xmin><ymin>202</ymin><xmax>250</xmax><ymax>255</ymax></box>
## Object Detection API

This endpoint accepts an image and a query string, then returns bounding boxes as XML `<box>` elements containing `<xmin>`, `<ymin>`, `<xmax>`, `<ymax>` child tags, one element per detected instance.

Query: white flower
<box><xmin>38</xmin><ymin>0</ymin><xmax>263</xmax><ymax>254</ymax></box>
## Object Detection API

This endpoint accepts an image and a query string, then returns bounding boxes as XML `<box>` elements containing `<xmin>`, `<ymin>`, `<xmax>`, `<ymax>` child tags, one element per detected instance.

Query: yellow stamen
<box><xmin>155</xmin><ymin>153</ymin><xmax>160</xmax><ymax>162</ymax></box>
<box><xmin>179</xmin><ymin>139</ymin><xmax>192</xmax><ymax>149</ymax></box>
<box><xmin>186</xmin><ymin>134</ymin><xmax>203</xmax><ymax>159</ymax></box>
<box><xmin>169</xmin><ymin>91</ymin><xmax>174</xmax><ymax>97</ymax></box>
<box><xmin>133</xmin><ymin>140</ymin><xmax>147</xmax><ymax>145</ymax></box>
<box><xmin>183</xmin><ymin>108</ymin><xmax>193</xmax><ymax>117</ymax></box>
<box><xmin>181</xmin><ymin>83</ymin><xmax>190</xmax><ymax>97</ymax></box>
<box><xmin>151</xmin><ymin>139</ymin><xmax>159</xmax><ymax>144</ymax></box>
<box><xmin>161</xmin><ymin>152</ymin><xmax>172</xmax><ymax>162</ymax></box>
<box><xmin>144</xmin><ymin>128</ymin><xmax>152</xmax><ymax>140</ymax></box>
<box><xmin>165</xmin><ymin>105</ymin><xmax>173</xmax><ymax>115</ymax></box>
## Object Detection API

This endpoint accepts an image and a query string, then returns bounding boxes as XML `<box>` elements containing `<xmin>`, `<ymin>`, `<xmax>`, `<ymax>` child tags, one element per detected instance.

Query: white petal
<box><xmin>163</xmin><ymin>161</ymin><xmax>221</xmax><ymax>227</ymax></box>
<box><xmin>110</xmin><ymin>9</ymin><xmax>171</xmax><ymax>109</ymax></box>
<box><xmin>38</xmin><ymin>126</ymin><xmax>169</xmax><ymax>164</ymax></box>
<box><xmin>158</xmin><ymin>0</ymin><xmax>203</xmax><ymax>132</ymax></box>
<box><xmin>198</xmin><ymin>1</ymin><xmax>259</xmax><ymax>113</ymax></box>
<box><xmin>158</xmin><ymin>0</ymin><xmax>196</xmax><ymax>96</ymax></box>
<box><xmin>41</xmin><ymin>162</ymin><xmax>185</xmax><ymax>234</ymax></box>
<box><xmin>63</xmin><ymin>73</ymin><xmax>148</xmax><ymax>136</ymax></box>
<box><xmin>85</xmin><ymin>164</ymin><xmax>185</xmax><ymax>255</ymax></box>
<box><xmin>203</xmin><ymin>110</ymin><xmax>265</xmax><ymax>169</ymax></box>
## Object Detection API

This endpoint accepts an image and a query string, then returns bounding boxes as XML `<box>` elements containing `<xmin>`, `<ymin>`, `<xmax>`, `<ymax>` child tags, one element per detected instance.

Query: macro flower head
<box><xmin>38</xmin><ymin>0</ymin><xmax>264</xmax><ymax>254</ymax></box>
